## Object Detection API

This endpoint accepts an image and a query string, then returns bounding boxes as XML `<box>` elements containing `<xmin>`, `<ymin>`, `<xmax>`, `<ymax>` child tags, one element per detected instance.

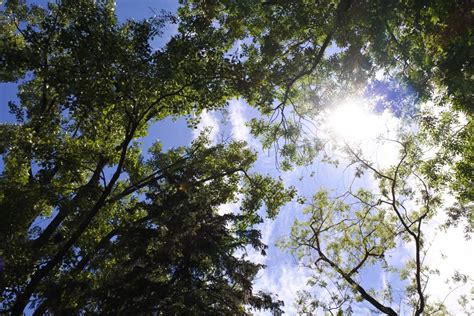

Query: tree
<box><xmin>1</xmin><ymin>0</ymin><xmax>471</xmax><ymax>314</ymax></box>
<box><xmin>417</xmin><ymin>105</ymin><xmax>473</xmax><ymax>236</ymax></box>
<box><xmin>280</xmin><ymin>135</ymin><xmax>473</xmax><ymax>315</ymax></box>
<box><xmin>0</xmin><ymin>0</ymin><xmax>293</xmax><ymax>313</ymax></box>
<box><xmin>26</xmin><ymin>136</ymin><xmax>292</xmax><ymax>315</ymax></box>
<box><xmin>182</xmin><ymin>0</ymin><xmax>473</xmax><ymax>227</ymax></box>
<box><xmin>161</xmin><ymin>1</ymin><xmax>472</xmax><ymax>313</ymax></box>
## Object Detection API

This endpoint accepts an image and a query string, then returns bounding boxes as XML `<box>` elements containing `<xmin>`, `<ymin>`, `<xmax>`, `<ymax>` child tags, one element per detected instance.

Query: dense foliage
<box><xmin>0</xmin><ymin>0</ymin><xmax>472</xmax><ymax>314</ymax></box>
<box><xmin>183</xmin><ymin>0</ymin><xmax>473</xmax><ymax>178</ymax></box>
<box><xmin>180</xmin><ymin>0</ymin><xmax>472</xmax><ymax>314</ymax></box>
<box><xmin>0</xmin><ymin>0</ymin><xmax>293</xmax><ymax>314</ymax></box>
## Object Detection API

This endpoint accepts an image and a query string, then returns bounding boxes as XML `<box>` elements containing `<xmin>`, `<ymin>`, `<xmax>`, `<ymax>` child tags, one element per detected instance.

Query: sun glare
<box><xmin>322</xmin><ymin>97</ymin><xmax>403</xmax><ymax>168</ymax></box>
<box><xmin>326</xmin><ymin>99</ymin><xmax>381</xmax><ymax>143</ymax></box>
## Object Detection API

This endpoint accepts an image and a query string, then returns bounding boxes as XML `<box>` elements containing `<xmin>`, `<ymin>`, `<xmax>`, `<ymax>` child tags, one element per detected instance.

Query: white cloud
<box><xmin>192</xmin><ymin>110</ymin><xmax>220</xmax><ymax>143</ymax></box>
<box><xmin>218</xmin><ymin>192</ymin><xmax>244</xmax><ymax>216</ymax></box>
<box><xmin>252</xmin><ymin>264</ymin><xmax>312</xmax><ymax>315</ymax></box>
<box><xmin>422</xmin><ymin>209</ymin><xmax>474</xmax><ymax>314</ymax></box>
<box><xmin>228</xmin><ymin>99</ymin><xmax>253</xmax><ymax>145</ymax></box>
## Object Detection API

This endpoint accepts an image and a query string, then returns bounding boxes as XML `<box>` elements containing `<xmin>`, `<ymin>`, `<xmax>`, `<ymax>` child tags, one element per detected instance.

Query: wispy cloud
<box><xmin>253</xmin><ymin>263</ymin><xmax>312</xmax><ymax>315</ymax></box>
<box><xmin>422</xmin><ymin>207</ymin><xmax>474</xmax><ymax>313</ymax></box>
<box><xmin>192</xmin><ymin>110</ymin><xmax>220</xmax><ymax>143</ymax></box>
<box><xmin>228</xmin><ymin>99</ymin><xmax>253</xmax><ymax>145</ymax></box>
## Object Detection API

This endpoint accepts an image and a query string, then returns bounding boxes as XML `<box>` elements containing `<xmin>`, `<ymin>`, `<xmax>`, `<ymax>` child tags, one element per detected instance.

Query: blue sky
<box><xmin>1</xmin><ymin>1</ymin><xmax>472</xmax><ymax>314</ymax></box>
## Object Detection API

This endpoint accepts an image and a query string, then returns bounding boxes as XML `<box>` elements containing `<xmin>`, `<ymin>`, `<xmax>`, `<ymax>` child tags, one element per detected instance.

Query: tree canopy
<box><xmin>183</xmin><ymin>0</ymin><xmax>472</xmax><ymax>170</ymax></box>
<box><xmin>0</xmin><ymin>0</ymin><xmax>472</xmax><ymax>314</ymax></box>
<box><xmin>280</xmin><ymin>134</ymin><xmax>472</xmax><ymax>314</ymax></box>
<box><xmin>180</xmin><ymin>0</ymin><xmax>473</xmax><ymax>313</ymax></box>
<box><xmin>0</xmin><ymin>0</ymin><xmax>293</xmax><ymax>313</ymax></box>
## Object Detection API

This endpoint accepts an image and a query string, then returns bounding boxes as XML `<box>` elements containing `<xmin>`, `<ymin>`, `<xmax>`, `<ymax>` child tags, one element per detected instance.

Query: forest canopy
<box><xmin>0</xmin><ymin>0</ymin><xmax>472</xmax><ymax>314</ymax></box>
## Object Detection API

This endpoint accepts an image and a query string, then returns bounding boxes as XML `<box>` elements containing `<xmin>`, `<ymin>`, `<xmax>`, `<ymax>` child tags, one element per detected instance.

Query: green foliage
<box><xmin>1</xmin><ymin>0</ymin><xmax>471</xmax><ymax>314</ymax></box>
<box><xmin>418</xmin><ymin>105</ymin><xmax>474</xmax><ymax>235</ymax></box>
<box><xmin>180</xmin><ymin>0</ymin><xmax>473</xmax><ymax>314</ymax></box>
<box><xmin>0</xmin><ymin>1</ymin><xmax>290</xmax><ymax>314</ymax></box>
<box><xmin>182</xmin><ymin>0</ymin><xmax>472</xmax><ymax>168</ymax></box>
<box><xmin>281</xmin><ymin>188</ymin><xmax>396</xmax><ymax>314</ymax></box>
<box><xmin>26</xmin><ymin>138</ymin><xmax>285</xmax><ymax>315</ymax></box>
<box><xmin>175</xmin><ymin>7</ymin><xmax>473</xmax><ymax>313</ymax></box>
<box><xmin>280</xmin><ymin>136</ymin><xmax>464</xmax><ymax>315</ymax></box>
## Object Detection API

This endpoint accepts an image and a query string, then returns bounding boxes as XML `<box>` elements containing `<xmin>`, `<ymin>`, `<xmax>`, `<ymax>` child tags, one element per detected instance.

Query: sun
<box><xmin>325</xmin><ymin>99</ymin><xmax>380</xmax><ymax>144</ymax></box>
<box><xmin>322</xmin><ymin>97</ymin><xmax>402</xmax><ymax>168</ymax></box>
